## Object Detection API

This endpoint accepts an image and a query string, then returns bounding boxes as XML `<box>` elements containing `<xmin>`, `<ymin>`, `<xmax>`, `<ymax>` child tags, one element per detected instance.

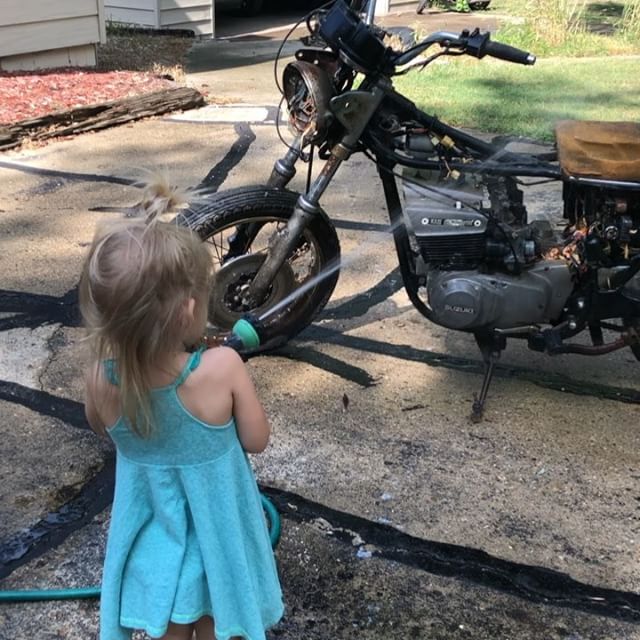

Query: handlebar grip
<box><xmin>483</xmin><ymin>40</ymin><xmax>536</xmax><ymax>65</ymax></box>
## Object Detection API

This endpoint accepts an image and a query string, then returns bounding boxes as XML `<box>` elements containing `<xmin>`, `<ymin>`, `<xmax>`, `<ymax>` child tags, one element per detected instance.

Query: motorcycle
<box><xmin>179</xmin><ymin>0</ymin><xmax>640</xmax><ymax>420</ymax></box>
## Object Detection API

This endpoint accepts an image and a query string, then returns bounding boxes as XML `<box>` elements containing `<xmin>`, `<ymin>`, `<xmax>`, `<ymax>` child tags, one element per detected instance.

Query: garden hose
<box><xmin>0</xmin><ymin>494</ymin><xmax>280</xmax><ymax>604</ymax></box>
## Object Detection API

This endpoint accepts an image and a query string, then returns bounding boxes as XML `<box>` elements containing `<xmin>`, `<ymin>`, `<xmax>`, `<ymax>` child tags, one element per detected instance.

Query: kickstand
<box><xmin>470</xmin><ymin>334</ymin><xmax>505</xmax><ymax>423</ymax></box>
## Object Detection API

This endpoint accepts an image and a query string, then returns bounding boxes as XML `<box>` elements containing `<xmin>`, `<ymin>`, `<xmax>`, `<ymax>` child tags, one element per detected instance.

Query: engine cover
<box><xmin>426</xmin><ymin>261</ymin><xmax>573</xmax><ymax>330</ymax></box>
<box><xmin>402</xmin><ymin>169</ymin><xmax>488</xmax><ymax>268</ymax></box>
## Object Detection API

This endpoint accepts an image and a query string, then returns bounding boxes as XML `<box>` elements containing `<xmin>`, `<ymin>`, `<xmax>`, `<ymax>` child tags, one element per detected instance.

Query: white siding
<box><xmin>159</xmin><ymin>0</ymin><xmax>212</xmax><ymax>35</ymax></box>
<box><xmin>103</xmin><ymin>0</ymin><xmax>158</xmax><ymax>28</ymax></box>
<box><xmin>0</xmin><ymin>15</ymin><xmax>101</xmax><ymax>58</ymax></box>
<box><xmin>0</xmin><ymin>44</ymin><xmax>97</xmax><ymax>72</ymax></box>
<box><xmin>0</xmin><ymin>0</ymin><xmax>99</xmax><ymax>26</ymax></box>
<box><xmin>0</xmin><ymin>0</ymin><xmax>104</xmax><ymax>70</ymax></box>
<box><xmin>102</xmin><ymin>0</ymin><xmax>213</xmax><ymax>35</ymax></box>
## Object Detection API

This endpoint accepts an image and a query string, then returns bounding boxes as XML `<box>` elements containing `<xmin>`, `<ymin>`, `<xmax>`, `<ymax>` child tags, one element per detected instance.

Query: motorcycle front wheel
<box><xmin>177</xmin><ymin>186</ymin><xmax>341</xmax><ymax>353</ymax></box>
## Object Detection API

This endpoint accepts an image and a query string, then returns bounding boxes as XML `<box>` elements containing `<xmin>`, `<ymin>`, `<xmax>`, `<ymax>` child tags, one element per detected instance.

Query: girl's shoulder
<box><xmin>198</xmin><ymin>346</ymin><xmax>245</xmax><ymax>379</ymax></box>
<box><xmin>181</xmin><ymin>346</ymin><xmax>246</xmax><ymax>395</ymax></box>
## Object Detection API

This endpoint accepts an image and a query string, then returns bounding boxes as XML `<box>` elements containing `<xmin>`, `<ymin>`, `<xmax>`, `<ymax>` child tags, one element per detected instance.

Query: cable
<box><xmin>275</xmin><ymin>94</ymin><xmax>293</xmax><ymax>149</ymax></box>
<box><xmin>0</xmin><ymin>494</ymin><xmax>281</xmax><ymax>603</ymax></box>
<box><xmin>273</xmin><ymin>1</ymin><xmax>337</xmax><ymax>96</ymax></box>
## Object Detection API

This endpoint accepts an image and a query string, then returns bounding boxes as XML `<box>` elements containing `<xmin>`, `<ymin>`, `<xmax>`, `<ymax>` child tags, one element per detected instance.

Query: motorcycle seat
<box><xmin>555</xmin><ymin>120</ymin><xmax>640</xmax><ymax>183</ymax></box>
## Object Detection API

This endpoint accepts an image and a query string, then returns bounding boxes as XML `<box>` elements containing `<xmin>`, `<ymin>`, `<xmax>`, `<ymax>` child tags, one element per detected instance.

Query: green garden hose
<box><xmin>0</xmin><ymin>494</ymin><xmax>280</xmax><ymax>603</ymax></box>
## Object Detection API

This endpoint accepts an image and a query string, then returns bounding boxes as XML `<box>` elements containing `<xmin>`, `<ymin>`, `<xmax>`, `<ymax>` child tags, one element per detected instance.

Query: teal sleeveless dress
<box><xmin>99</xmin><ymin>350</ymin><xmax>284</xmax><ymax>640</ymax></box>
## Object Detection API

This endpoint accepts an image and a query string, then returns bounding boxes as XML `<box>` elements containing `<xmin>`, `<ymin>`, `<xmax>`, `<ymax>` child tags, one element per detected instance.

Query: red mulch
<box><xmin>0</xmin><ymin>69</ymin><xmax>174</xmax><ymax>126</ymax></box>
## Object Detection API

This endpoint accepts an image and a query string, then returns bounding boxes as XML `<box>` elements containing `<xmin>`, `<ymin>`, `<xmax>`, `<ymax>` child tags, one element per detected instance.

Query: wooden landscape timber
<box><xmin>0</xmin><ymin>86</ymin><xmax>205</xmax><ymax>150</ymax></box>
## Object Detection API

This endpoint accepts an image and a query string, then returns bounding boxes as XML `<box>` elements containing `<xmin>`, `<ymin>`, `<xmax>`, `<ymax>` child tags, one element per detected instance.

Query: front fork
<box><xmin>245</xmin><ymin>85</ymin><xmax>387</xmax><ymax>307</ymax></box>
<box><xmin>245</xmin><ymin>141</ymin><xmax>349</xmax><ymax>305</ymax></box>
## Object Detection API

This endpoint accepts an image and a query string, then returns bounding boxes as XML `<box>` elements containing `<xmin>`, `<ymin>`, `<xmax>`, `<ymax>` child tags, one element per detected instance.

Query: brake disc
<box><xmin>208</xmin><ymin>253</ymin><xmax>296</xmax><ymax>329</ymax></box>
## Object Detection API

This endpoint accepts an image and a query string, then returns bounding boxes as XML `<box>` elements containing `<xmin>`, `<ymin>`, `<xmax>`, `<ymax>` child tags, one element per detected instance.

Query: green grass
<box><xmin>488</xmin><ymin>0</ymin><xmax>640</xmax><ymax>54</ymax></box>
<box><xmin>393</xmin><ymin>56</ymin><xmax>640</xmax><ymax>142</ymax></box>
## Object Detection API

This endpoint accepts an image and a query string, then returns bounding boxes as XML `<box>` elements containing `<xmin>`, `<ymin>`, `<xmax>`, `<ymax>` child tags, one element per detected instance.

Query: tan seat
<box><xmin>555</xmin><ymin>120</ymin><xmax>640</xmax><ymax>182</ymax></box>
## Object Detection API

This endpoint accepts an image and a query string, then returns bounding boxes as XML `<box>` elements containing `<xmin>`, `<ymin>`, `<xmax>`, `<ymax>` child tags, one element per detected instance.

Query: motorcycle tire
<box><xmin>177</xmin><ymin>186</ymin><xmax>341</xmax><ymax>354</ymax></box>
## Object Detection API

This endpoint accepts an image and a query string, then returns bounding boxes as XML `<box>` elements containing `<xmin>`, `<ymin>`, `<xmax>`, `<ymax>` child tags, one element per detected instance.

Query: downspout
<box><xmin>154</xmin><ymin>0</ymin><xmax>161</xmax><ymax>29</ymax></box>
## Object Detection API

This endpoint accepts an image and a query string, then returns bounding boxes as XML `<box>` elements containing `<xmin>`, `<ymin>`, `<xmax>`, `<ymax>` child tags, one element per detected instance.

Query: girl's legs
<box><xmin>194</xmin><ymin>616</ymin><xmax>214</xmax><ymax>640</ymax></box>
<box><xmin>159</xmin><ymin>622</ymin><xmax>195</xmax><ymax>640</ymax></box>
<box><xmin>193</xmin><ymin>615</ymin><xmax>242</xmax><ymax>640</ymax></box>
<box><xmin>159</xmin><ymin>615</ymin><xmax>241</xmax><ymax>640</ymax></box>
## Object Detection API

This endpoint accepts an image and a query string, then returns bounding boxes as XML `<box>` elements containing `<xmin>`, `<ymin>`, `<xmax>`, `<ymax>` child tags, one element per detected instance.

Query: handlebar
<box><xmin>483</xmin><ymin>40</ymin><xmax>536</xmax><ymax>65</ymax></box>
<box><xmin>465</xmin><ymin>30</ymin><xmax>536</xmax><ymax>65</ymax></box>
<box><xmin>392</xmin><ymin>29</ymin><xmax>535</xmax><ymax>68</ymax></box>
<box><xmin>314</xmin><ymin>2</ymin><xmax>535</xmax><ymax>74</ymax></box>
<box><xmin>393</xmin><ymin>31</ymin><xmax>463</xmax><ymax>66</ymax></box>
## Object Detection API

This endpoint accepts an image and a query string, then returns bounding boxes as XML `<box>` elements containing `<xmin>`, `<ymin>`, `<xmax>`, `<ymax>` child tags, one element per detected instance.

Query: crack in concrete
<box><xmin>37</xmin><ymin>324</ymin><xmax>65</xmax><ymax>392</ymax></box>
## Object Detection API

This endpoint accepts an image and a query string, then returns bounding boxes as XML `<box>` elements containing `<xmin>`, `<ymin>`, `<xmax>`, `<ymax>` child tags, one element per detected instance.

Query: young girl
<box><xmin>80</xmin><ymin>214</ymin><xmax>284</xmax><ymax>640</ymax></box>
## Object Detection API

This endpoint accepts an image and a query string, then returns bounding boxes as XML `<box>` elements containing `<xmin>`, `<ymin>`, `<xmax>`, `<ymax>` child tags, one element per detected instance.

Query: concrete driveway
<box><xmin>1</xmin><ymin>6</ymin><xmax>639</xmax><ymax>639</ymax></box>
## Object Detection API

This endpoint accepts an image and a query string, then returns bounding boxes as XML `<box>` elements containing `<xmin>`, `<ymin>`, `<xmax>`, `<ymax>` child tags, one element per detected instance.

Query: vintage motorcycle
<box><xmin>180</xmin><ymin>0</ymin><xmax>640</xmax><ymax>420</ymax></box>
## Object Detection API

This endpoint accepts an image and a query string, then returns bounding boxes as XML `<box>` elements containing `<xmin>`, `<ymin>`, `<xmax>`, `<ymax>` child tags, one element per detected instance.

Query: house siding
<box><xmin>104</xmin><ymin>0</ymin><xmax>213</xmax><ymax>35</ymax></box>
<box><xmin>159</xmin><ymin>0</ymin><xmax>213</xmax><ymax>36</ymax></box>
<box><xmin>103</xmin><ymin>0</ymin><xmax>158</xmax><ymax>29</ymax></box>
<box><xmin>0</xmin><ymin>0</ymin><xmax>105</xmax><ymax>71</ymax></box>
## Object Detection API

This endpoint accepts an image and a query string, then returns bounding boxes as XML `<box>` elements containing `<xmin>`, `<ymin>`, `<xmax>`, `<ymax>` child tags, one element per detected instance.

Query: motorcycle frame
<box><xmin>234</xmin><ymin>0</ymin><xmax>640</xmax><ymax>418</ymax></box>
<box><xmin>261</xmin><ymin>72</ymin><xmax>640</xmax><ymax>340</ymax></box>
<box><xmin>254</xmin><ymin>73</ymin><xmax>559</xmax><ymax>301</ymax></box>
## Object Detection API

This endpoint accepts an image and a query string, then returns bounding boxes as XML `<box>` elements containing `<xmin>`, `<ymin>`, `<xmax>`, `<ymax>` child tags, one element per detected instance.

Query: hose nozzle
<box><xmin>222</xmin><ymin>314</ymin><xmax>263</xmax><ymax>351</ymax></box>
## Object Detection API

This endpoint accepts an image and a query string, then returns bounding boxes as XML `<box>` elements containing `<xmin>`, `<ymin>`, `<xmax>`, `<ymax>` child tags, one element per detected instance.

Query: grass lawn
<box><xmin>395</xmin><ymin>0</ymin><xmax>640</xmax><ymax>141</ymax></box>
<box><xmin>393</xmin><ymin>55</ymin><xmax>640</xmax><ymax>142</ymax></box>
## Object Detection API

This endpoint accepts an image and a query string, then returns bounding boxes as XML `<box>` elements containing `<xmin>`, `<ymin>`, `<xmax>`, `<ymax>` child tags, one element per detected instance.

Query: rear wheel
<box><xmin>178</xmin><ymin>186</ymin><xmax>341</xmax><ymax>352</ymax></box>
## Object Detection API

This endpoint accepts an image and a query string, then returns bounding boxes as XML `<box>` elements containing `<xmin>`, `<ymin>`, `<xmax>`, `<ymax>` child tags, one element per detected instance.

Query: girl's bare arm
<box><xmin>222</xmin><ymin>349</ymin><xmax>271</xmax><ymax>453</ymax></box>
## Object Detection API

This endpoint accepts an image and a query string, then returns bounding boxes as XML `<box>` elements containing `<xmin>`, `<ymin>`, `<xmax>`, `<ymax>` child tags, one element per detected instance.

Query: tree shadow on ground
<box><xmin>584</xmin><ymin>1</ymin><xmax>625</xmax><ymax>35</ymax></box>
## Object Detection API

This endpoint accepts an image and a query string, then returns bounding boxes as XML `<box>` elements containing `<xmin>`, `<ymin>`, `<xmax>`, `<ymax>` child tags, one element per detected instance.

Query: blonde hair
<box><xmin>79</xmin><ymin>216</ymin><xmax>211</xmax><ymax>438</ymax></box>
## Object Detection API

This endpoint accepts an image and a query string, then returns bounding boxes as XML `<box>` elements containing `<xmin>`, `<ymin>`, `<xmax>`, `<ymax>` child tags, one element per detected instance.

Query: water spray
<box><xmin>201</xmin><ymin>214</ymin><xmax>407</xmax><ymax>353</ymax></box>
<box><xmin>257</xmin><ymin>217</ymin><xmax>406</xmax><ymax>324</ymax></box>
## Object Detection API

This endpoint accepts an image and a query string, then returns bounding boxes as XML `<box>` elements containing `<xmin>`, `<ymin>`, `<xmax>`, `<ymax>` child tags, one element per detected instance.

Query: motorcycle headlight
<box><xmin>282</xmin><ymin>60</ymin><xmax>334</xmax><ymax>144</ymax></box>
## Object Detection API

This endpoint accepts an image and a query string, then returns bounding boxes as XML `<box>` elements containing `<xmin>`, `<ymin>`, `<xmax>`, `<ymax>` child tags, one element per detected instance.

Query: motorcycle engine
<box><xmin>562</xmin><ymin>180</ymin><xmax>640</xmax><ymax>300</ymax></box>
<box><xmin>401</xmin><ymin>168</ymin><xmax>573</xmax><ymax>330</ymax></box>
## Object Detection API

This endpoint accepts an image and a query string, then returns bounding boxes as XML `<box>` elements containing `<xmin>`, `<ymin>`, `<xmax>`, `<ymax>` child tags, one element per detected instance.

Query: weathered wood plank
<box><xmin>0</xmin><ymin>87</ymin><xmax>205</xmax><ymax>150</ymax></box>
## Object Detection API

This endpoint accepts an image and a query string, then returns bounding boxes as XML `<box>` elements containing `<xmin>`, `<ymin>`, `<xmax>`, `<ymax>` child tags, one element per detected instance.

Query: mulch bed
<box><xmin>0</xmin><ymin>34</ymin><xmax>198</xmax><ymax>150</ymax></box>
<box><xmin>0</xmin><ymin>87</ymin><xmax>206</xmax><ymax>151</ymax></box>
<box><xmin>0</xmin><ymin>69</ymin><xmax>176</xmax><ymax>126</ymax></box>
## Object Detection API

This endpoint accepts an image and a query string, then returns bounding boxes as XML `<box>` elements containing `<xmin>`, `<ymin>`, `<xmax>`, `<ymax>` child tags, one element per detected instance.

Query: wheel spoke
<box><xmin>197</xmin><ymin>214</ymin><xmax>333</xmax><ymax>335</ymax></box>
